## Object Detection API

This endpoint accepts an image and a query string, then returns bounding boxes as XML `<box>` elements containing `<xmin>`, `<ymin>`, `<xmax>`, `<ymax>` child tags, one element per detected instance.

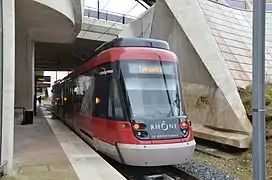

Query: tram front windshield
<box><xmin>120</xmin><ymin>60</ymin><xmax>184</xmax><ymax>120</ymax></box>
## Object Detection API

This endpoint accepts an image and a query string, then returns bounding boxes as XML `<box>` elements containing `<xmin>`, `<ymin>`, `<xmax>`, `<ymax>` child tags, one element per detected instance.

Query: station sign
<box><xmin>36</xmin><ymin>76</ymin><xmax>51</xmax><ymax>83</ymax></box>
<box><xmin>37</xmin><ymin>83</ymin><xmax>51</xmax><ymax>88</ymax></box>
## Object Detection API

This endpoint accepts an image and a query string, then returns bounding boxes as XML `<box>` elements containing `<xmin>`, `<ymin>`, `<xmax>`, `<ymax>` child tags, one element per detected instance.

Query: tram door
<box><xmin>59</xmin><ymin>84</ymin><xmax>65</xmax><ymax>120</ymax></box>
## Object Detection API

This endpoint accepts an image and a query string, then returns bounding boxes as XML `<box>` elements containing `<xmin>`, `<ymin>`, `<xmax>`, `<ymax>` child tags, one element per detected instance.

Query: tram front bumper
<box><xmin>117</xmin><ymin>140</ymin><xmax>196</xmax><ymax>166</ymax></box>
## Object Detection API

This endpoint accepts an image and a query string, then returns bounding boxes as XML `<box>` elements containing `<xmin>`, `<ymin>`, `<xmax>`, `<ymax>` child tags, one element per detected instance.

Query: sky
<box><xmin>44</xmin><ymin>71</ymin><xmax>70</xmax><ymax>97</ymax></box>
<box><xmin>85</xmin><ymin>0</ymin><xmax>148</xmax><ymax>17</ymax></box>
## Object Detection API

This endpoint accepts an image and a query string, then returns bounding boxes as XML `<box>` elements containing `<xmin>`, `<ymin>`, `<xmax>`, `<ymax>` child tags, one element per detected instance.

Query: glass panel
<box><xmin>89</xmin><ymin>9</ymin><xmax>98</xmax><ymax>18</ymax></box>
<box><xmin>108</xmin><ymin>91</ymin><xmax>113</xmax><ymax>117</ymax></box>
<box><xmin>99</xmin><ymin>11</ymin><xmax>107</xmax><ymax>19</ymax></box>
<box><xmin>267</xmin><ymin>3</ymin><xmax>272</xmax><ymax>11</ymax></box>
<box><xmin>225</xmin><ymin>0</ymin><xmax>248</xmax><ymax>9</ymax></box>
<box><xmin>112</xmin><ymin>79</ymin><xmax>124</xmax><ymax>119</ymax></box>
<box><xmin>83</xmin><ymin>9</ymin><xmax>89</xmax><ymax>17</ymax></box>
<box><xmin>124</xmin><ymin>77</ymin><xmax>180</xmax><ymax>119</ymax></box>
<box><xmin>120</xmin><ymin>61</ymin><xmax>183</xmax><ymax>120</ymax></box>
<box><xmin>92</xmin><ymin>76</ymin><xmax>110</xmax><ymax>118</ymax></box>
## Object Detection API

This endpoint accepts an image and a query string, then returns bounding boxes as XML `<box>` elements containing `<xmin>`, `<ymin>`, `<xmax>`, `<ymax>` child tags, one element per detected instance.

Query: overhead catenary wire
<box><xmin>96</xmin><ymin>2</ymin><xmax>139</xmax><ymax>41</ymax></box>
<box><xmin>139</xmin><ymin>22</ymin><xmax>152</xmax><ymax>38</ymax></box>
<box><xmin>135</xmin><ymin>0</ymin><xmax>148</xmax><ymax>9</ymax></box>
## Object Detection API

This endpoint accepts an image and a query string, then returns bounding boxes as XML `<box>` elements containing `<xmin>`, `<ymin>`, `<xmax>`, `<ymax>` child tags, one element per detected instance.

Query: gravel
<box><xmin>176</xmin><ymin>160</ymin><xmax>240</xmax><ymax>180</ymax></box>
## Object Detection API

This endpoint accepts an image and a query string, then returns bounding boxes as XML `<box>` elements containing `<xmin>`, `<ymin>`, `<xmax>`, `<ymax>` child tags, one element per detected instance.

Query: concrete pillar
<box><xmin>1</xmin><ymin>0</ymin><xmax>15</xmax><ymax>174</ymax></box>
<box><xmin>15</xmin><ymin>29</ymin><xmax>35</xmax><ymax>112</ymax></box>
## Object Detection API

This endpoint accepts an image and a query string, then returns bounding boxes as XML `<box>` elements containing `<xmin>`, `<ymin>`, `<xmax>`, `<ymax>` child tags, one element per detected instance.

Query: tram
<box><xmin>51</xmin><ymin>38</ymin><xmax>196</xmax><ymax>166</ymax></box>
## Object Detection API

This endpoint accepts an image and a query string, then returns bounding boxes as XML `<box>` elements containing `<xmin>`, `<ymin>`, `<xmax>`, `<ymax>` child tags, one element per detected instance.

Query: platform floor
<box><xmin>1</xmin><ymin>105</ymin><xmax>126</xmax><ymax>180</ymax></box>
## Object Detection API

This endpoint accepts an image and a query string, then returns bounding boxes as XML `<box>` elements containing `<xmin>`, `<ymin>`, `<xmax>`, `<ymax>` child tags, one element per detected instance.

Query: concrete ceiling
<box><xmin>15</xmin><ymin>0</ymin><xmax>77</xmax><ymax>43</ymax></box>
<box><xmin>35</xmin><ymin>38</ymin><xmax>104</xmax><ymax>71</ymax></box>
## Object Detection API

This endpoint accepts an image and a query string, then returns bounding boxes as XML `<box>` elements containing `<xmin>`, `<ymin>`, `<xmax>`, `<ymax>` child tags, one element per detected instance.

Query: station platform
<box><xmin>1</xmin><ymin>105</ymin><xmax>126</xmax><ymax>180</ymax></box>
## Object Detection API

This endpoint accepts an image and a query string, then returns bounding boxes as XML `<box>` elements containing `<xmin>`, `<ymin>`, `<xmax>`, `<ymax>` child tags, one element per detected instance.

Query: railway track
<box><xmin>120</xmin><ymin>166</ymin><xmax>199</xmax><ymax>180</ymax></box>
<box><xmin>99</xmin><ymin>152</ymin><xmax>199</xmax><ymax>180</ymax></box>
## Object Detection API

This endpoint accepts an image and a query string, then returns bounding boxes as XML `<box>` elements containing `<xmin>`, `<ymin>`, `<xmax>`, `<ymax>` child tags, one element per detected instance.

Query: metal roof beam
<box><xmin>35</xmin><ymin>67</ymin><xmax>74</xmax><ymax>71</ymax></box>
<box><xmin>141</xmin><ymin>0</ymin><xmax>155</xmax><ymax>6</ymax></box>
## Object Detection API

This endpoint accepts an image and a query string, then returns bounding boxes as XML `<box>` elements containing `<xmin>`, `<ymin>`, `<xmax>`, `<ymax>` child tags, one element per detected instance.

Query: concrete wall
<box><xmin>198</xmin><ymin>0</ymin><xmax>272</xmax><ymax>88</ymax></box>
<box><xmin>164</xmin><ymin>0</ymin><xmax>252</xmax><ymax>148</ymax></box>
<box><xmin>2</xmin><ymin>0</ymin><xmax>15</xmax><ymax>174</ymax></box>
<box><xmin>15</xmin><ymin>27</ymin><xmax>35</xmax><ymax>111</ymax></box>
<box><xmin>70</xmin><ymin>0</ymin><xmax>85</xmax><ymax>37</ymax></box>
<box><xmin>119</xmin><ymin>5</ymin><xmax>155</xmax><ymax>38</ymax></box>
<box><xmin>119</xmin><ymin>0</ymin><xmax>253</xmax><ymax>148</ymax></box>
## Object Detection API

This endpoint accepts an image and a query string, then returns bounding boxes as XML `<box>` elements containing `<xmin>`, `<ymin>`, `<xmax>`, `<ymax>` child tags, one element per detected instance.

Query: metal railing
<box><xmin>84</xmin><ymin>6</ymin><xmax>137</xmax><ymax>24</ymax></box>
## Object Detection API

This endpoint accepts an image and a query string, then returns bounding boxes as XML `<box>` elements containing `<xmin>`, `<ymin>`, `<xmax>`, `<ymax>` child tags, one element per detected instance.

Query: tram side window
<box><xmin>61</xmin><ymin>88</ymin><xmax>64</xmax><ymax>105</ymax></box>
<box><xmin>108</xmin><ymin>92</ymin><xmax>113</xmax><ymax>117</ymax></box>
<box><xmin>73</xmin><ymin>79</ymin><xmax>80</xmax><ymax>113</ymax></box>
<box><xmin>81</xmin><ymin>89</ymin><xmax>90</xmax><ymax>114</ymax></box>
<box><xmin>81</xmin><ymin>77</ymin><xmax>95</xmax><ymax>115</ymax></box>
<box><xmin>54</xmin><ymin>86</ymin><xmax>61</xmax><ymax>100</ymax></box>
<box><xmin>64</xmin><ymin>82</ymin><xmax>73</xmax><ymax>112</ymax></box>
<box><xmin>112</xmin><ymin>79</ymin><xmax>124</xmax><ymax>119</ymax></box>
<box><xmin>107</xmin><ymin>78</ymin><xmax>125</xmax><ymax>120</ymax></box>
<box><xmin>92</xmin><ymin>76</ymin><xmax>110</xmax><ymax>118</ymax></box>
<box><xmin>73</xmin><ymin>77</ymin><xmax>84</xmax><ymax>113</ymax></box>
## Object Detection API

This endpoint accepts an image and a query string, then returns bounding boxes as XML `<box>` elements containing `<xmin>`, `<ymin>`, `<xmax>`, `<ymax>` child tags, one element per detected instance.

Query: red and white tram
<box><xmin>51</xmin><ymin>38</ymin><xmax>196</xmax><ymax>166</ymax></box>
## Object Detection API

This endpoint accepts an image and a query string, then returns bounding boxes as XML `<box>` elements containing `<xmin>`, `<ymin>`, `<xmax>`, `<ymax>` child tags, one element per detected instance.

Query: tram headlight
<box><xmin>132</xmin><ymin>123</ymin><xmax>146</xmax><ymax>130</ymax></box>
<box><xmin>179</xmin><ymin>121</ymin><xmax>188</xmax><ymax>129</ymax></box>
<box><xmin>135</xmin><ymin>130</ymin><xmax>148</xmax><ymax>138</ymax></box>
<box><xmin>132</xmin><ymin>123</ymin><xmax>148</xmax><ymax>138</ymax></box>
<box><xmin>179</xmin><ymin>120</ymin><xmax>189</xmax><ymax>138</ymax></box>
<box><xmin>180</xmin><ymin>129</ymin><xmax>189</xmax><ymax>137</ymax></box>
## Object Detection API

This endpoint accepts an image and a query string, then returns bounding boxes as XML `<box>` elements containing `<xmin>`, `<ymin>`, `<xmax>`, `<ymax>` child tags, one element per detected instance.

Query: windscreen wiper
<box><xmin>165</xmin><ymin>75</ymin><xmax>181</xmax><ymax>117</ymax></box>
<box><xmin>174</xmin><ymin>83</ymin><xmax>181</xmax><ymax>115</ymax></box>
<box><xmin>159</xmin><ymin>61</ymin><xmax>174</xmax><ymax>117</ymax></box>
